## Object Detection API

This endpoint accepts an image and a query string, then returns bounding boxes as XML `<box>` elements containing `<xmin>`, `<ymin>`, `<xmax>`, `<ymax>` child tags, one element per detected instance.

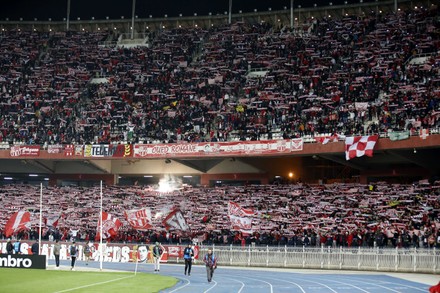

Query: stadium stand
<box><xmin>0</xmin><ymin>7</ymin><xmax>439</xmax><ymax>146</ymax></box>
<box><xmin>0</xmin><ymin>3</ymin><xmax>439</xmax><ymax>254</ymax></box>
<box><xmin>0</xmin><ymin>181</ymin><xmax>439</xmax><ymax>249</ymax></box>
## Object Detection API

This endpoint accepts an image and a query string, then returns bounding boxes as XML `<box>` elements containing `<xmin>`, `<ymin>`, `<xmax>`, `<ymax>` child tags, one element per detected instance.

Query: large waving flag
<box><xmin>162</xmin><ymin>209</ymin><xmax>189</xmax><ymax>232</ymax></box>
<box><xmin>42</xmin><ymin>213</ymin><xmax>62</xmax><ymax>236</ymax></box>
<box><xmin>4</xmin><ymin>211</ymin><xmax>31</xmax><ymax>237</ymax></box>
<box><xmin>124</xmin><ymin>208</ymin><xmax>152</xmax><ymax>231</ymax></box>
<box><xmin>315</xmin><ymin>134</ymin><xmax>339</xmax><ymax>144</ymax></box>
<box><xmin>96</xmin><ymin>212</ymin><xmax>122</xmax><ymax>239</ymax></box>
<box><xmin>44</xmin><ymin>213</ymin><xmax>62</xmax><ymax>228</ymax></box>
<box><xmin>345</xmin><ymin>135</ymin><xmax>379</xmax><ymax>160</ymax></box>
<box><xmin>228</xmin><ymin>201</ymin><xmax>255</xmax><ymax>234</ymax></box>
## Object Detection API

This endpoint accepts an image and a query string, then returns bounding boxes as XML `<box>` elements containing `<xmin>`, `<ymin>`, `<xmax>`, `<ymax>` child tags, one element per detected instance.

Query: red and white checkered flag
<box><xmin>345</xmin><ymin>135</ymin><xmax>379</xmax><ymax>160</ymax></box>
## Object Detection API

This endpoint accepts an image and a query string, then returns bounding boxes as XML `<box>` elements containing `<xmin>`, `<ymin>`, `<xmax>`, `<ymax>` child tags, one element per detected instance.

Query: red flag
<box><xmin>345</xmin><ymin>135</ymin><xmax>379</xmax><ymax>160</ymax></box>
<box><xmin>4</xmin><ymin>211</ymin><xmax>31</xmax><ymax>237</ymax></box>
<box><xmin>96</xmin><ymin>212</ymin><xmax>122</xmax><ymax>239</ymax></box>
<box><xmin>162</xmin><ymin>209</ymin><xmax>189</xmax><ymax>232</ymax></box>
<box><xmin>44</xmin><ymin>213</ymin><xmax>62</xmax><ymax>228</ymax></box>
<box><xmin>124</xmin><ymin>208</ymin><xmax>152</xmax><ymax>231</ymax></box>
<box><xmin>315</xmin><ymin>134</ymin><xmax>339</xmax><ymax>144</ymax></box>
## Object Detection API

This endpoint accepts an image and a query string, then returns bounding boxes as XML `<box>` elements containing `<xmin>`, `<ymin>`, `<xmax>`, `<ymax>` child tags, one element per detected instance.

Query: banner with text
<box><xmin>133</xmin><ymin>139</ymin><xmax>303</xmax><ymax>158</ymax></box>
<box><xmin>0</xmin><ymin>241</ymin><xmax>199</xmax><ymax>263</ymax></box>
<box><xmin>9</xmin><ymin>146</ymin><xmax>40</xmax><ymax>157</ymax></box>
<box><xmin>84</xmin><ymin>144</ymin><xmax>133</xmax><ymax>158</ymax></box>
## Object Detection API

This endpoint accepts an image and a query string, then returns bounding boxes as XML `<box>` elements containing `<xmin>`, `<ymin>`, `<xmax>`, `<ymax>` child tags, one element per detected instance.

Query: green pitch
<box><xmin>0</xmin><ymin>268</ymin><xmax>178</xmax><ymax>293</ymax></box>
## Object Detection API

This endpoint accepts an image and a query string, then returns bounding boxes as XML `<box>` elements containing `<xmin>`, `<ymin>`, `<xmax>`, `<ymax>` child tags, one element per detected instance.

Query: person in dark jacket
<box><xmin>31</xmin><ymin>241</ymin><xmax>39</xmax><ymax>255</ymax></box>
<box><xmin>69</xmin><ymin>241</ymin><xmax>78</xmax><ymax>270</ymax></box>
<box><xmin>183</xmin><ymin>244</ymin><xmax>194</xmax><ymax>276</ymax></box>
<box><xmin>152</xmin><ymin>242</ymin><xmax>163</xmax><ymax>272</ymax></box>
<box><xmin>6</xmin><ymin>238</ymin><xmax>13</xmax><ymax>254</ymax></box>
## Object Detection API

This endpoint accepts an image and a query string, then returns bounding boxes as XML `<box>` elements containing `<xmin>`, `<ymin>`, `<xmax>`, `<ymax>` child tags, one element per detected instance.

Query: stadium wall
<box><xmin>0</xmin><ymin>134</ymin><xmax>439</xmax><ymax>186</ymax></box>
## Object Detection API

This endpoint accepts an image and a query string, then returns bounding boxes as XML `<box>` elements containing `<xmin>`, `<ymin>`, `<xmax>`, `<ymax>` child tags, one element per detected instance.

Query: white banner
<box><xmin>134</xmin><ymin>139</ymin><xmax>303</xmax><ymax>158</ymax></box>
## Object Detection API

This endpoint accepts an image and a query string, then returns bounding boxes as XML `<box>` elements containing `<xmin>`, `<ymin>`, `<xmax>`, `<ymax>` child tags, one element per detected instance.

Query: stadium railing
<box><xmin>192</xmin><ymin>245</ymin><xmax>440</xmax><ymax>274</ymax></box>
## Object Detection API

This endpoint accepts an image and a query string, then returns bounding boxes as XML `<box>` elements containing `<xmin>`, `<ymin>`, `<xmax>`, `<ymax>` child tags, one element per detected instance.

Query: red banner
<box><xmin>134</xmin><ymin>139</ymin><xmax>303</xmax><ymax>158</ymax></box>
<box><xmin>64</xmin><ymin>145</ymin><xmax>75</xmax><ymax>156</ymax></box>
<box><xmin>9</xmin><ymin>146</ymin><xmax>40</xmax><ymax>157</ymax></box>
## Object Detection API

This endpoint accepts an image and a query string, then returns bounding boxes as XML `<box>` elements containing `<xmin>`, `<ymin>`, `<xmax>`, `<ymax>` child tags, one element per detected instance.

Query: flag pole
<box><xmin>38</xmin><ymin>183</ymin><xmax>43</xmax><ymax>255</ymax></box>
<box><xmin>134</xmin><ymin>250</ymin><xmax>139</xmax><ymax>276</ymax></box>
<box><xmin>100</xmin><ymin>180</ymin><xmax>103</xmax><ymax>271</ymax></box>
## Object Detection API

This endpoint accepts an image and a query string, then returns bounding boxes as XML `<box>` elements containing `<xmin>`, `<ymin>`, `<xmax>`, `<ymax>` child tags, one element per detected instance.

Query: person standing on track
<box><xmin>13</xmin><ymin>239</ymin><xmax>22</xmax><ymax>254</ymax></box>
<box><xmin>183</xmin><ymin>243</ymin><xmax>194</xmax><ymax>276</ymax></box>
<box><xmin>203</xmin><ymin>249</ymin><xmax>217</xmax><ymax>283</ymax></box>
<box><xmin>6</xmin><ymin>238</ymin><xmax>13</xmax><ymax>254</ymax></box>
<box><xmin>83</xmin><ymin>241</ymin><xmax>94</xmax><ymax>265</ymax></box>
<box><xmin>53</xmin><ymin>239</ymin><xmax>61</xmax><ymax>269</ymax></box>
<box><xmin>69</xmin><ymin>241</ymin><xmax>78</xmax><ymax>270</ymax></box>
<box><xmin>152</xmin><ymin>242</ymin><xmax>163</xmax><ymax>272</ymax></box>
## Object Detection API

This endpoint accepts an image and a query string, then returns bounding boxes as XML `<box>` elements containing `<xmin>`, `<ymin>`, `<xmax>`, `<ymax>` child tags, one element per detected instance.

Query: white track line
<box><xmin>53</xmin><ymin>275</ymin><xmax>134</xmax><ymax>293</ymax></box>
<box><xmin>227</xmin><ymin>278</ymin><xmax>246</xmax><ymax>293</ymax></box>
<box><xmin>203</xmin><ymin>280</ymin><xmax>217</xmax><ymax>293</ymax></box>
<box><xmin>339</xmin><ymin>279</ymin><xmax>403</xmax><ymax>293</ymax></box>
<box><xmin>298</xmin><ymin>277</ymin><xmax>371</xmax><ymax>293</ymax></box>
<box><xmin>268</xmin><ymin>276</ymin><xmax>335</xmax><ymax>293</ymax></box>
<box><xmin>167</xmin><ymin>277</ymin><xmax>191</xmax><ymax>293</ymax></box>
<box><xmin>233</xmin><ymin>275</ymin><xmax>274</xmax><ymax>293</ymax></box>
<box><xmin>343</xmin><ymin>276</ymin><xmax>427</xmax><ymax>292</ymax></box>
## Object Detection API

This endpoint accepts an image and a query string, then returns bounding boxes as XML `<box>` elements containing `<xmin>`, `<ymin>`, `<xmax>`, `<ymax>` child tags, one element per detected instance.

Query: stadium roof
<box><xmin>2</xmin><ymin>0</ymin><xmax>388</xmax><ymax>21</ymax></box>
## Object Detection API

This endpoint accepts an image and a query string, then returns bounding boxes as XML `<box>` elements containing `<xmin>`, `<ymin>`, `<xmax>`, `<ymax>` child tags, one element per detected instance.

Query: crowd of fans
<box><xmin>0</xmin><ymin>5</ymin><xmax>439</xmax><ymax>253</ymax></box>
<box><xmin>0</xmin><ymin>7</ymin><xmax>439</xmax><ymax>146</ymax></box>
<box><xmin>0</xmin><ymin>181</ymin><xmax>439</xmax><ymax>249</ymax></box>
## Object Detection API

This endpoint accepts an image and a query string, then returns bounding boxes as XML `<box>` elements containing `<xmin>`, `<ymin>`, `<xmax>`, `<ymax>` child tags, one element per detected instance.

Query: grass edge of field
<box><xmin>0</xmin><ymin>268</ymin><xmax>178</xmax><ymax>293</ymax></box>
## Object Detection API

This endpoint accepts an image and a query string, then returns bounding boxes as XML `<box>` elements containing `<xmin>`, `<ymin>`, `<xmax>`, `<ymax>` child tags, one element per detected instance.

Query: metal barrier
<box><xmin>196</xmin><ymin>245</ymin><xmax>440</xmax><ymax>274</ymax></box>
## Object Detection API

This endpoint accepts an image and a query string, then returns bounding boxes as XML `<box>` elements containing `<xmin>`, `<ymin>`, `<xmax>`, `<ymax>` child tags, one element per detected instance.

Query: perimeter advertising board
<box><xmin>0</xmin><ymin>241</ymin><xmax>197</xmax><ymax>264</ymax></box>
<box><xmin>0</xmin><ymin>254</ymin><xmax>46</xmax><ymax>269</ymax></box>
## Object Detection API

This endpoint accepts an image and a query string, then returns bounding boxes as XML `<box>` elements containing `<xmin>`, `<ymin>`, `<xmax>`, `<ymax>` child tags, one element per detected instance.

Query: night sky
<box><xmin>1</xmin><ymin>0</ymin><xmax>376</xmax><ymax>21</ymax></box>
